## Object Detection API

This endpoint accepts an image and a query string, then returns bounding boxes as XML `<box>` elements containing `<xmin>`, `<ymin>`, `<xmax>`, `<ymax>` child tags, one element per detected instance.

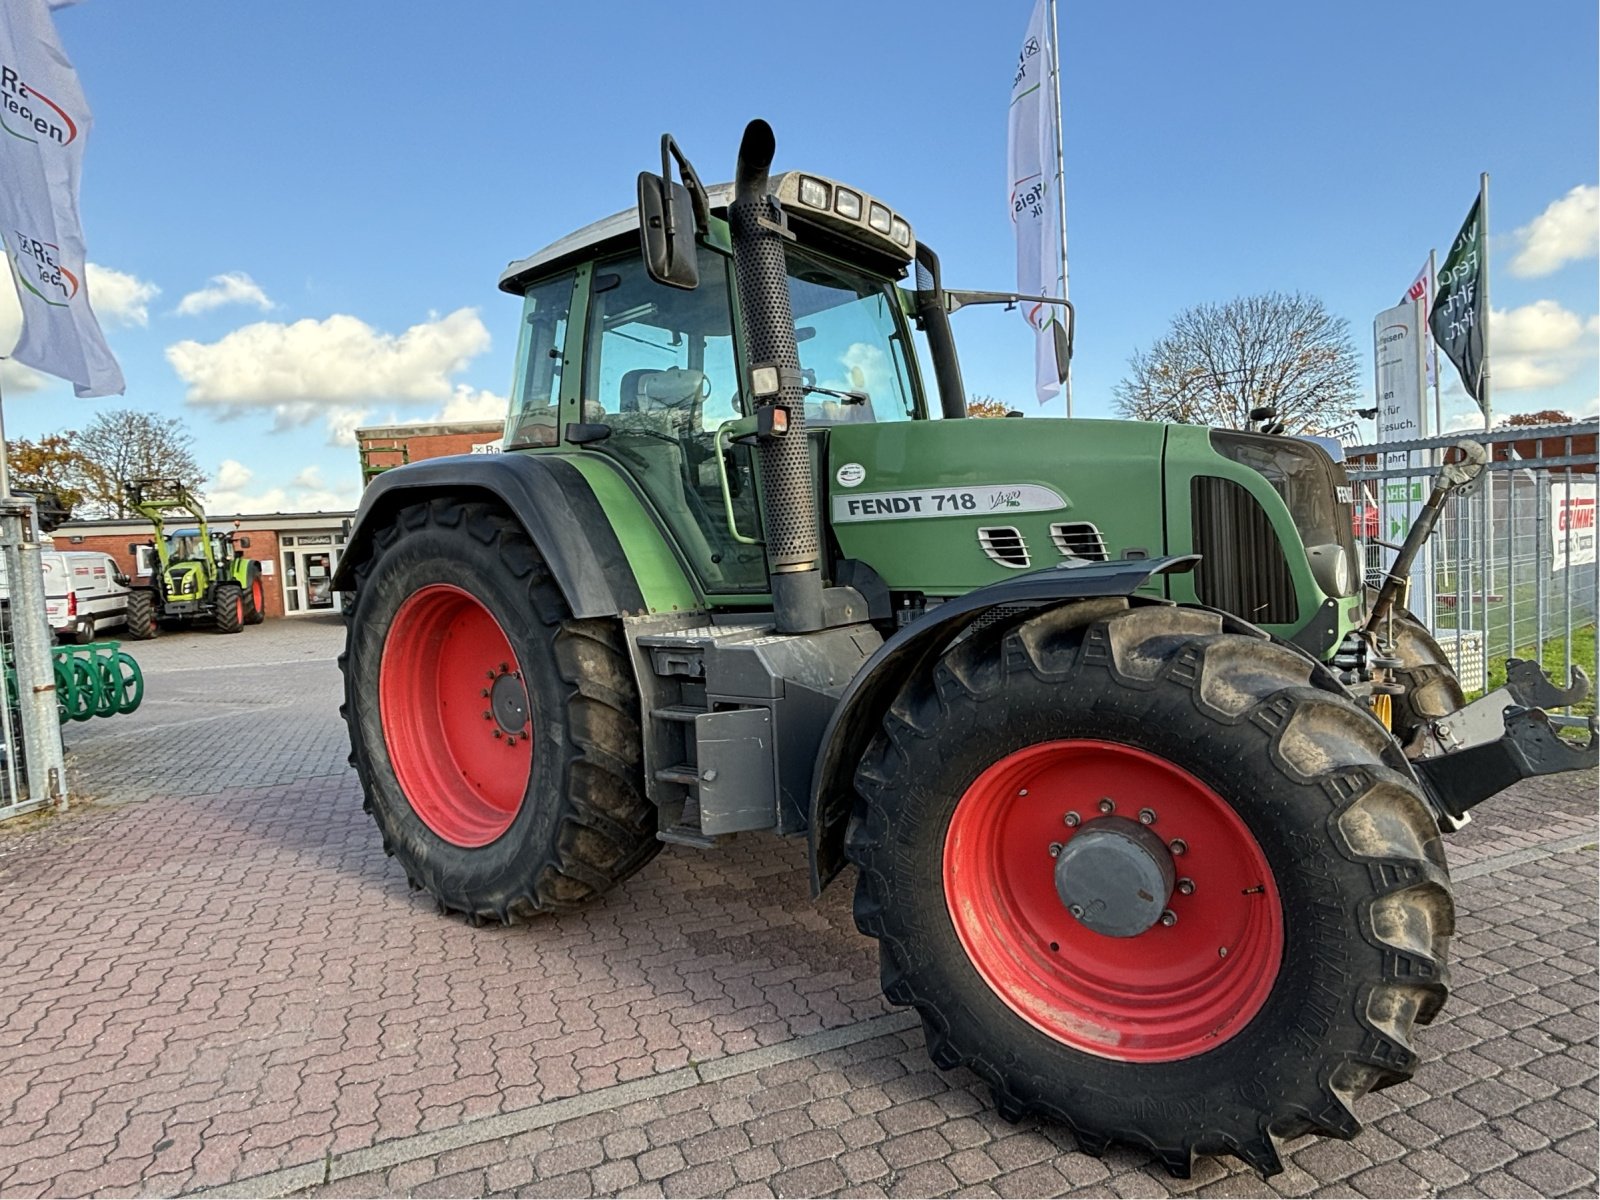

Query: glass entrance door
<box><xmin>280</xmin><ymin>534</ymin><xmax>345</xmax><ymax>614</ymax></box>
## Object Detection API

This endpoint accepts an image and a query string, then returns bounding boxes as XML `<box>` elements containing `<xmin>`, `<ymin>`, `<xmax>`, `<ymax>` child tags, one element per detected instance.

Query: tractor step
<box><xmin>654</xmin><ymin>762</ymin><xmax>702</xmax><ymax>787</ymax></box>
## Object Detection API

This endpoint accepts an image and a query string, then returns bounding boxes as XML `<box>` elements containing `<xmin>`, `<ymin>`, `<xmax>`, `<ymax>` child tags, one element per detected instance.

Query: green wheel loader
<box><xmin>123</xmin><ymin>478</ymin><xmax>265</xmax><ymax>637</ymax></box>
<box><xmin>336</xmin><ymin>121</ymin><xmax>1596</xmax><ymax>1175</ymax></box>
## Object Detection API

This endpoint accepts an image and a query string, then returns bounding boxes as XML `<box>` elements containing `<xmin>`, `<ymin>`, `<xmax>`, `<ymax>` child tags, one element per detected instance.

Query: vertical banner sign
<box><xmin>1551</xmin><ymin>481</ymin><xmax>1596</xmax><ymax>572</ymax></box>
<box><xmin>1007</xmin><ymin>0</ymin><xmax>1064</xmax><ymax>407</ymax></box>
<box><xmin>1430</xmin><ymin>195</ymin><xmax>1486</xmax><ymax>418</ymax></box>
<box><xmin>1374</xmin><ymin>297</ymin><xmax>1433</xmax><ymax>624</ymax></box>
<box><xmin>1405</xmin><ymin>258</ymin><xmax>1437</xmax><ymax>389</ymax></box>
<box><xmin>0</xmin><ymin>0</ymin><xmax>123</xmax><ymax>397</ymax></box>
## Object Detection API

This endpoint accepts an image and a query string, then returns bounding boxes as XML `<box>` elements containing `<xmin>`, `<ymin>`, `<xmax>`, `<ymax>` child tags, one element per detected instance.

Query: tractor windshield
<box><xmin>168</xmin><ymin>533</ymin><xmax>204</xmax><ymax>562</ymax></box>
<box><xmin>787</xmin><ymin>250</ymin><xmax>920</xmax><ymax>425</ymax></box>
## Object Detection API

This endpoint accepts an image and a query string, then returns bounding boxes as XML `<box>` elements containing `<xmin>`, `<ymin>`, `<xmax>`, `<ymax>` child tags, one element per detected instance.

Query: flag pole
<box><xmin>1478</xmin><ymin>172</ymin><xmax>1491</xmax><ymax>432</ymax></box>
<box><xmin>1429</xmin><ymin>248</ymin><xmax>1442</xmax><ymax>440</ymax></box>
<box><xmin>1047</xmin><ymin>0</ymin><xmax>1071</xmax><ymax>417</ymax></box>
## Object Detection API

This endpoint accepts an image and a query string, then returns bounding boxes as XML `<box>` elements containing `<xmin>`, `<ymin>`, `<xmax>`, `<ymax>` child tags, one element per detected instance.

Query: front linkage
<box><xmin>1356</xmin><ymin>441</ymin><xmax>1597</xmax><ymax>824</ymax></box>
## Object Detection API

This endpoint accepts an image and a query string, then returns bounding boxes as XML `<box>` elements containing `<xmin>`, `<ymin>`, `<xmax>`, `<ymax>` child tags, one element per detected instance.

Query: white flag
<box><xmin>1404</xmin><ymin>258</ymin><xmax>1437</xmax><ymax>390</ymax></box>
<box><xmin>1007</xmin><ymin>0</ymin><xmax>1065</xmax><ymax>407</ymax></box>
<box><xmin>0</xmin><ymin>0</ymin><xmax>123</xmax><ymax>397</ymax></box>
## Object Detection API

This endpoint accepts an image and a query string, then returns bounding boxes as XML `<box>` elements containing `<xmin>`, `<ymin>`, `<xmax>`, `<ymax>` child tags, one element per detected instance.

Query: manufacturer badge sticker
<box><xmin>836</xmin><ymin>463</ymin><xmax>866</xmax><ymax>488</ymax></box>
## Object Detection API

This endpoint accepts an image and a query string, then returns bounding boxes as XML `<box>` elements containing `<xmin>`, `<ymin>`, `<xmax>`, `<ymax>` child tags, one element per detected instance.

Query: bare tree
<box><xmin>1113</xmin><ymin>293</ymin><xmax>1360</xmax><ymax>434</ymax></box>
<box><xmin>73</xmin><ymin>410</ymin><xmax>204</xmax><ymax>518</ymax></box>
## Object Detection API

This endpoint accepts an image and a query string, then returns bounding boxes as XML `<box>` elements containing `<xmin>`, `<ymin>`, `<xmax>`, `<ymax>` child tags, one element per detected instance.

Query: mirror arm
<box><xmin>660</xmin><ymin>135</ymin><xmax>710</xmax><ymax>233</ymax></box>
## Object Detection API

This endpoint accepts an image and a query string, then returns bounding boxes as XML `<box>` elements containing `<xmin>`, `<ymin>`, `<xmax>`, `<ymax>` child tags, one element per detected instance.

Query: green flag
<box><xmin>1430</xmin><ymin>195</ymin><xmax>1486</xmax><ymax>415</ymax></box>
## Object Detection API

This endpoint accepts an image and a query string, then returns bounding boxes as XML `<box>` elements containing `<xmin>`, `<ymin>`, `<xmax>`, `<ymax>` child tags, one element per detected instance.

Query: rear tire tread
<box><xmin>342</xmin><ymin>499</ymin><xmax>657</xmax><ymax>922</ymax></box>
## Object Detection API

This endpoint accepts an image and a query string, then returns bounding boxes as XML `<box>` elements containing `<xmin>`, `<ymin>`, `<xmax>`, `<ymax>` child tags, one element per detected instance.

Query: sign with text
<box><xmin>1373</xmin><ymin>297</ymin><xmax>1432</xmax><ymax>624</ymax></box>
<box><xmin>1552</xmin><ymin>482</ymin><xmax>1596</xmax><ymax>571</ymax></box>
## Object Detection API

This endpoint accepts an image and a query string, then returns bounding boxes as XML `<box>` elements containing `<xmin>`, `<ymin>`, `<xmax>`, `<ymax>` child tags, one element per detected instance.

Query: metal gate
<box><xmin>1346</xmin><ymin>422</ymin><xmax>1598</xmax><ymax>728</ymax></box>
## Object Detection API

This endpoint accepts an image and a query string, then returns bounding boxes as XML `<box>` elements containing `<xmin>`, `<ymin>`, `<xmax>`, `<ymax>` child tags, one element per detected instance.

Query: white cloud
<box><xmin>86</xmin><ymin>264</ymin><xmax>160</xmax><ymax>327</ymax></box>
<box><xmin>437</xmin><ymin>384</ymin><xmax>506</xmax><ymax>423</ymax></box>
<box><xmin>1508</xmin><ymin>185</ymin><xmax>1598</xmax><ymax>278</ymax></box>
<box><xmin>206</xmin><ymin>458</ymin><xmax>358</xmax><ymax>515</ymax></box>
<box><xmin>176</xmin><ymin>271</ymin><xmax>274</xmax><ymax>316</ymax></box>
<box><xmin>1488</xmin><ymin>299</ymin><xmax>1599</xmax><ymax>392</ymax></box>
<box><xmin>167</xmin><ymin>307</ymin><xmax>491</xmax><ymax>442</ymax></box>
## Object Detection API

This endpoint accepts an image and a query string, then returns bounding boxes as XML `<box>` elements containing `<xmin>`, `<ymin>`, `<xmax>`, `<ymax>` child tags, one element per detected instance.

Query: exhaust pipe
<box><xmin>728</xmin><ymin>119</ymin><xmax>825</xmax><ymax>633</ymax></box>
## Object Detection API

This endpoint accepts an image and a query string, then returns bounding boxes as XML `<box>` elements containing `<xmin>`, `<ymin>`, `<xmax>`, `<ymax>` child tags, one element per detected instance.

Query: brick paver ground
<box><xmin>0</xmin><ymin>618</ymin><xmax>1593</xmax><ymax>1198</ymax></box>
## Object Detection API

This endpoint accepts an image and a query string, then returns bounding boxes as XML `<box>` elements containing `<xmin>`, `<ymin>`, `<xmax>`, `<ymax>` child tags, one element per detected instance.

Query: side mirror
<box><xmin>638</xmin><ymin>133</ymin><xmax>710</xmax><ymax>291</ymax></box>
<box><xmin>127</xmin><ymin>542</ymin><xmax>140</xmax><ymax>555</ymax></box>
<box><xmin>638</xmin><ymin>174</ymin><xmax>699</xmax><ymax>290</ymax></box>
<box><xmin>237</xmin><ymin>536</ymin><xmax>251</xmax><ymax>548</ymax></box>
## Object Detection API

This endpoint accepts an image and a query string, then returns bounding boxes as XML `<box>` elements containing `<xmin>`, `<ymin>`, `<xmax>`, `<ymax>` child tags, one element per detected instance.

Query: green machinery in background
<box><xmin>121</xmin><ymin>478</ymin><xmax>265</xmax><ymax>638</ymax></box>
<box><xmin>4</xmin><ymin>640</ymin><xmax>143</xmax><ymax>725</ymax></box>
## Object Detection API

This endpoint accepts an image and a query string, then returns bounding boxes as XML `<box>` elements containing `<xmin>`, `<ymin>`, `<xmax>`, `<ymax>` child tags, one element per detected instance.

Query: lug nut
<box><xmin>1069</xmin><ymin>904</ymin><xmax>1085</xmax><ymax>919</ymax></box>
<box><xmin>480</xmin><ymin>688</ymin><xmax>490</xmax><ymax>698</ymax></box>
<box><xmin>1064</xmin><ymin>811</ymin><xmax>1080</xmax><ymax>828</ymax></box>
<box><xmin>492</xmin><ymin>730</ymin><xmax>502</xmax><ymax>739</ymax></box>
<box><xmin>1159</xmin><ymin>909</ymin><xmax>1178</xmax><ymax>927</ymax></box>
<box><xmin>1138</xmin><ymin>808</ymin><xmax>1156</xmax><ymax>825</ymax></box>
<box><xmin>1169</xmin><ymin>838</ymin><xmax>1188</xmax><ymax>856</ymax></box>
<box><xmin>1218</xmin><ymin>946</ymin><xmax>1229</xmax><ymax>958</ymax></box>
<box><xmin>1097</xmin><ymin>798</ymin><xmax>1115</xmax><ymax>815</ymax></box>
<box><xmin>1048</xmin><ymin>842</ymin><xmax>1064</xmax><ymax>858</ymax></box>
<box><xmin>1177</xmin><ymin>878</ymin><xmax>1195</xmax><ymax>896</ymax></box>
<box><xmin>1018</xmin><ymin>787</ymin><xmax>1029</xmax><ymax>797</ymax></box>
<box><xmin>483</xmin><ymin>710</ymin><xmax>493</xmax><ymax>720</ymax></box>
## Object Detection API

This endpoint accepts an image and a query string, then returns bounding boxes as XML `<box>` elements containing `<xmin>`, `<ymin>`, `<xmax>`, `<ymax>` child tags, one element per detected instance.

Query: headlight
<box><xmin>889</xmin><ymin>216</ymin><xmax>912</xmax><ymax>248</ymax></box>
<box><xmin>798</xmin><ymin>176</ymin><xmax>831</xmax><ymax>209</ymax></box>
<box><xmin>834</xmin><ymin>188</ymin><xmax>862</xmax><ymax>219</ymax></box>
<box><xmin>1306</xmin><ymin>542</ymin><xmax>1355</xmax><ymax>597</ymax></box>
<box><xmin>868</xmin><ymin>202</ymin><xmax>892</xmax><ymax>233</ymax></box>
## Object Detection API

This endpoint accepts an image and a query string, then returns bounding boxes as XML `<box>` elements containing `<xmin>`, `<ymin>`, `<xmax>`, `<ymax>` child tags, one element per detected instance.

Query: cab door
<box><xmin>577</xmin><ymin>248</ymin><xmax>768</xmax><ymax>595</ymax></box>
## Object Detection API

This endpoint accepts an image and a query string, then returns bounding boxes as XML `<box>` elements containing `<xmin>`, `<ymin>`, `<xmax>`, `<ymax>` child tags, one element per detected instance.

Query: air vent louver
<box><xmin>1050</xmin><ymin>522</ymin><xmax>1108</xmax><ymax>561</ymax></box>
<box><xmin>978</xmin><ymin>526</ymin><xmax>1031</xmax><ymax>569</ymax></box>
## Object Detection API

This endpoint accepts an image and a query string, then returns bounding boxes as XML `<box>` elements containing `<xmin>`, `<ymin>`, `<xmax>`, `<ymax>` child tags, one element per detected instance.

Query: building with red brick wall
<box><xmin>355</xmin><ymin>420</ymin><xmax>504</xmax><ymax>484</ymax></box>
<box><xmin>54</xmin><ymin>511</ymin><xmax>354</xmax><ymax>621</ymax></box>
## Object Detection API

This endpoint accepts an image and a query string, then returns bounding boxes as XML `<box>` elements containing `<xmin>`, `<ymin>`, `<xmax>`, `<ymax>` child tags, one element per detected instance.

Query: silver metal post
<box><xmin>1048</xmin><ymin>0</ymin><xmax>1071</xmax><ymax>417</ymax></box>
<box><xmin>0</xmin><ymin>372</ymin><xmax>68</xmax><ymax>813</ymax></box>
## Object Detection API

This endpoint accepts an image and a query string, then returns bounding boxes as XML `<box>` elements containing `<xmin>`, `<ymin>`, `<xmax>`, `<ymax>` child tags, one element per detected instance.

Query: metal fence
<box><xmin>1347</xmin><ymin>421</ymin><xmax>1599</xmax><ymax>726</ymax></box>
<box><xmin>0</xmin><ymin>600</ymin><xmax>34</xmax><ymax>820</ymax></box>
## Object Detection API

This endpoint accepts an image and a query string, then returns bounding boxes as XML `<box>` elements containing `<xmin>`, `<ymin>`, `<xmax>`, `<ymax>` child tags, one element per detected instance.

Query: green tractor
<box><xmin>335</xmin><ymin>122</ymin><xmax>1595</xmax><ymax>1174</ymax></box>
<box><xmin>123</xmin><ymin>478</ymin><xmax>265</xmax><ymax>638</ymax></box>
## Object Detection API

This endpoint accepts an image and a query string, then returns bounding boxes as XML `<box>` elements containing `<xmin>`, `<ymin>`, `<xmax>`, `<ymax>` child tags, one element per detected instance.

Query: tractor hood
<box><xmin>825</xmin><ymin>418</ymin><xmax>1168</xmax><ymax>594</ymax></box>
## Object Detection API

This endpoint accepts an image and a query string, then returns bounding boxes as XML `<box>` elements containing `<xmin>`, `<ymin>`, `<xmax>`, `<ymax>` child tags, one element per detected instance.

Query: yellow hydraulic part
<box><xmin>1372</xmin><ymin>692</ymin><xmax>1393</xmax><ymax>731</ymax></box>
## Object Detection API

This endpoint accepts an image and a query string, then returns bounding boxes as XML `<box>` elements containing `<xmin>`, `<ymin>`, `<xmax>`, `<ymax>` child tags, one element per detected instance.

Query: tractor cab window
<box><xmin>582</xmin><ymin>249</ymin><xmax>766</xmax><ymax>593</ymax></box>
<box><xmin>168</xmin><ymin>532</ymin><xmax>205</xmax><ymax>562</ymax></box>
<box><xmin>505</xmin><ymin>271</ymin><xmax>575</xmax><ymax>450</ymax></box>
<box><xmin>787</xmin><ymin>251</ymin><xmax>919</xmax><ymax>425</ymax></box>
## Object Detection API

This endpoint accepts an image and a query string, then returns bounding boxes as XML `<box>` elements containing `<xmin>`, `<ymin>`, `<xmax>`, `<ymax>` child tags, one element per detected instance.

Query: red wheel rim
<box><xmin>252</xmin><ymin>578</ymin><xmax>264</xmax><ymax>613</ymax></box>
<box><xmin>234</xmin><ymin>596</ymin><xmax>244</xmax><ymax>625</ymax></box>
<box><xmin>943</xmin><ymin>739</ymin><xmax>1283</xmax><ymax>1062</ymax></box>
<box><xmin>378</xmin><ymin>584</ymin><xmax>532</xmax><ymax>847</ymax></box>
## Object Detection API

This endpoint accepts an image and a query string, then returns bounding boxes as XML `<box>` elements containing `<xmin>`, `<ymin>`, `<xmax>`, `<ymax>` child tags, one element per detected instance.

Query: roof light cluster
<box><xmin>785</xmin><ymin>172</ymin><xmax>914</xmax><ymax>255</ymax></box>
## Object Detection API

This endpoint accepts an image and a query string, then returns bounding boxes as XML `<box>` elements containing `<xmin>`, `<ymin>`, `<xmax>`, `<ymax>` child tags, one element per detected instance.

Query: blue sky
<box><xmin>1</xmin><ymin>0</ymin><xmax>1596</xmax><ymax>515</ymax></box>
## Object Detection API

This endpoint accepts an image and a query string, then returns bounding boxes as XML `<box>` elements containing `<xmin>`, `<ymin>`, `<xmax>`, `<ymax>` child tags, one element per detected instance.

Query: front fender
<box><xmin>807</xmin><ymin>555</ymin><xmax>1199</xmax><ymax>895</ymax></box>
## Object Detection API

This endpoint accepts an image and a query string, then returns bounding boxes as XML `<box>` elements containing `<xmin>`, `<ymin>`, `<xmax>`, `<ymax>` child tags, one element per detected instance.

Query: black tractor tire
<box><xmin>124</xmin><ymin>590</ymin><xmax>158</xmax><ymax>640</ymax></box>
<box><xmin>340</xmin><ymin>497</ymin><xmax>659</xmax><ymax>922</ymax></box>
<box><xmin>214</xmin><ymin>582</ymin><xmax>245</xmax><ymax>634</ymax></box>
<box><xmin>847</xmin><ymin>600</ymin><xmax>1453</xmax><ymax>1177</ymax></box>
<box><xmin>242</xmin><ymin>565</ymin><xmax>267</xmax><ymax>625</ymax></box>
<box><xmin>1367</xmin><ymin>588</ymin><xmax>1466</xmax><ymax>748</ymax></box>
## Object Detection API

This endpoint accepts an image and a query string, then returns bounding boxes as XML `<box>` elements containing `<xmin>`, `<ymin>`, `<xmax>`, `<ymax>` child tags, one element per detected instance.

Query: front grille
<box><xmin>1050</xmin><ymin>522</ymin><xmax>1108</xmax><ymax>561</ymax></box>
<box><xmin>978</xmin><ymin>526</ymin><xmax>1031</xmax><ymax>569</ymax></box>
<box><xmin>1191</xmin><ymin>476</ymin><xmax>1298</xmax><ymax>624</ymax></box>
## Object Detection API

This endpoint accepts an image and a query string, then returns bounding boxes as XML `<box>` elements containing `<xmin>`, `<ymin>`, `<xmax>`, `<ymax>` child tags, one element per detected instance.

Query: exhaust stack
<box><xmin>728</xmin><ymin>119</ymin><xmax>825</xmax><ymax>633</ymax></box>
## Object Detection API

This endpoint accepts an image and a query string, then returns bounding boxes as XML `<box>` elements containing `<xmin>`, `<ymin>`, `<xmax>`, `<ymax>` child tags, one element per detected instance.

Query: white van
<box><xmin>42</xmin><ymin>552</ymin><xmax>132</xmax><ymax>643</ymax></box>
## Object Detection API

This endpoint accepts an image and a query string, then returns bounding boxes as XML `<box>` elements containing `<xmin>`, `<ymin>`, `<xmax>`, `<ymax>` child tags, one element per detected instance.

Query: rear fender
<box><xmin>331</xmin><ymin>453</ymin><xmax>645</xmax><ymax>619</ymax></box>
<box><xmin>807</xmin><ymin>555</ymin><xmax>1199</xmax><ymax>894</ymax></box>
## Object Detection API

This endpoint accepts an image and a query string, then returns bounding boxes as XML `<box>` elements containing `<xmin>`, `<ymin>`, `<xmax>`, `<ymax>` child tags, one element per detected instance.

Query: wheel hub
<box><xmin>489</xmin><ymin>670</ymin><xmax>528</xmax><ymax>734</ymax></box>
<box><xmin>1054</xmin><ymin>816</ymin><xmax>1175</xmax><ymax>937</ymax></box>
